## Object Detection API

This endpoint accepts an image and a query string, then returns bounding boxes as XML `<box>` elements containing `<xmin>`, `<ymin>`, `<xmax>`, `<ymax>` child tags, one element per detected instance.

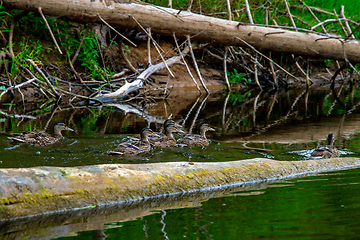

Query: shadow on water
<box><xmin>2</xmin><ymin>85</ymin><xmax>360</xmax><ymax>168</ymax></box>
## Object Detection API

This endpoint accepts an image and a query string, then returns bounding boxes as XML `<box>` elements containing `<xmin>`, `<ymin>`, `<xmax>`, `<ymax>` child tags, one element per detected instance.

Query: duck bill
<box><xmin>174</xmin><ymin>122</ymin><xmax>183</xmax><ymax>128</ymax></box>
<box><xmin>208</xmin><ymin>127</ymin><xmax>215</xmax><ymax>131</ymax></box>
<box><xmin>177</xmin><ymin>128</ymin><xmax>186</xmax><ymax>134</ymax></box>
<box><xmin>65</xmin><ymin>127</ymin><xmax>74</xmax><ymax>131</ymax></box>
<box><xmin>151</xmin><ymin>133</ymin><xmax>161</xmax><ymax>137</ymax></box>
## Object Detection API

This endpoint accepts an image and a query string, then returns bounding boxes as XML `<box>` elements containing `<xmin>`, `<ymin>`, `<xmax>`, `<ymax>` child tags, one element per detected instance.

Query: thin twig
<box><xmin>254</xmin><ymin>56</ymin><xmax>262</xmax><ymax>90</ymax></box>
<box><xmin>310</xmin><ymin>18</ymin><xmax>354</xmax><ymax>32</ymax></box>
<box><xmin>340</xmin><ymin>6</ymin><xmax>354</xmax><ymax>39</ymax></box>
<box><xmin>332</xmin><ymin>9</ymin><xmax>348</xmax><ymax>37</ymax></box>
<box><xmin>187</xmin><ymin>0</ymin><xmax>194</xmax><ymax>12</ymax></box>
<box><xmin>9</xmin><ymin>16</ymin><xmax>15</xmax><ymax>60</ymax></box>
<box><xmin>68</xmin><ymin>54</ymin><xmax>84</xmax><ymax>83</ymax></box>
<box><xmin>236</xmin><ymin>37</ymin><xmax>300</xmax><ymax>82</ymax></box>
<box><xmin>38</xmin><ymin>7</ymin><xmax>62</xmax><ymax>54</ymax></box>
<box><xmin>290</xmin><ymin>4</ymin><xmax>335</xmax><ymax>16</ymax></box>
<box><xmin>245</xmin><ymin>0</ymin><xmax>254</xmax><ymax>24</ymax></box>
<box><xmin>284</xmin><ymin>0</ymin><xmax>297</xmax><ymax>31</ymax></box>
<box><xmin>147</xmin><ymin>27</ymin><xmax>152</xmax><ymax>65</ymax></box>
<box><xmin>0</xmin><ymin>77</ymin><xmax>36</xmax><ymax>99</ymax></box>
<box><xmin>97</xmin><ymin>13</ymin><xmax>137</xmax><ymax>47</ymax></box>
<box><xmin>277</xmin><ymin>11</ymin><xmax>312</xmax><ymax>27</ymax></box>
<box><xmin>189</xmin><ymin>94</ymin><xmax>209</xmax><ymax>134</ymax></box>
<box><xmin>23</xmin><ymin>67</ymin><xmax>56</xmax><ymax>98</ymax></box>
<box><xmin>26</xmin><ymin>59</ymin><xmax>60</xmax><ymax>97</ymax></box>
<box><xmin>268</xmin><ymin>52</ymin><xmax>277</xmax><ymax>85</ymax></box>
<box><xmin>173</xmin><ymin>33</ymin><xmax>201</xmax><ymax>92</ymax></box>
<box><xmin>187</xmin><ymin>36</ymin><xmax>209</xmax><ymax>93</ymax></box>
<box><xmin>223</xmin><ymin>46</ymin><xmax>231</xmax><ymax>91</ymax></box>
<box><xmin>152</xmin><ymin>40</ymin><xmax>174</xmax><ymax>77</ymax></box>
<box><xmin>130</xmin><ymin>16</ymin><xmax>163</xmax><ymax>52</ymax></box>
<box><xmin>71</xmin><ymin>24</ymin><xmax>91</xmax><ymax>65</ymax></box>
<box><xmin>299</xmin><ymin>1</ymin><xmax>327</xmax><ymax>33</ymax></box>
<box><xmin>226</xmin><ymin>0</ymin><xmax>232</xmax><ymax>21</ymax></box>
<box><xmin>120</xmin><ymin>40</ymin><xmax>138</xmax><ymax>74</ymax></box>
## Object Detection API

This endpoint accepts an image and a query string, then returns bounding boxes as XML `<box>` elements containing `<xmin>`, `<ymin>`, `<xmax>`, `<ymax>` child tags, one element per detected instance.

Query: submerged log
<box><xmin>3</xmin><ymin>0</ymin><xmax>360</xmax><ymax>62</ymax></box>
<box><xmin>1</xmin><ymin>157</ymin><xmax>360</xmax><ymax>220</ymax></box>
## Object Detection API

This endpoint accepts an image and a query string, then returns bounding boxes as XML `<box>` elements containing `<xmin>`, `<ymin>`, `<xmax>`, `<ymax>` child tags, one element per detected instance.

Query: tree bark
<box><xmin>1</xmin><ymin>157</ymin><xmax>360</xmax><ymax>220</ymax></box>
<box><xmin>3</xmin><ymin>0</ymin><xmax>360</xmax><ymax>62</ymax></box>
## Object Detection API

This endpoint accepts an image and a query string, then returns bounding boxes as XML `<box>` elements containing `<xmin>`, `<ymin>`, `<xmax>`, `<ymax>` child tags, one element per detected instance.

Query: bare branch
<box><xmin>71</xmin><ymin>24</ymin><xmax>91</xmax><ymax>65</ymax></box>
<box><xmin>236</xmin><ymin>37</ymin><xmax>300</xmax><ymax>82</ymax></box>
<box><xmin>39</xmin><ymin>7</ymin><xmax>62</xmax><ymax>54</ymax></box>
<box><xmin>187</xmin><ymin>36</ymin><xmax>209</xmax><ymax>93</ymax></box>
<box><xmin>223</xmin><ymin>46</ymin><xmax>231</xmax><ymax>91</ymax></box>
<box><xmin>173</xmin><ymin>33</ymin><xmax>201</xmax><ymax>92</ymax></box>
<box><xmin>26</xmin><ymin>59</ymin><xmax>60</xmax><ymax>97</ymax></box>
<box><xmin>0</xmin><ymin>78</ymin><xmax>36</xmax><ymax>99</ymax></box>
<box><xmin>245</xmin><ymin>0</ymin><xmax>254</xmax><ymax>24</ymax></box>
<box><xmin>97</xmin><ymin>13</ymin><xmax>137</xmax><ymax>47</ymax></box>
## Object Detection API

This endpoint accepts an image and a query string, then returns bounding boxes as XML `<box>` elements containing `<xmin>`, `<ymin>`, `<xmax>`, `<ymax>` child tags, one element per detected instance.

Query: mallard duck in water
<box><xmin>8</xmin><ymin>121</ymin><xmax>74</xmax><ymax>146</ymax></box>
<box><xmin>128</xmin><ymin>119</ymin><xmax>182</xmax><ymax>140</ymax></box>
<box><xmin>109</xmin><ymin>128</ymin><xmax>159</xmax><ymax>155</ymax></box>
<box><xmin>176</xmin><ymin>122</ymin><xmax>215</xmax><ymax>147</ymax></box>
<box><xmin>149</xmin><ymin>124</ymin><xmax>185</xmax><ymax>148</ymax></box>
<box><xmin>310</xmin><ymin>133</ymin><xmax>339</xmax><ymax>159</ymax></box>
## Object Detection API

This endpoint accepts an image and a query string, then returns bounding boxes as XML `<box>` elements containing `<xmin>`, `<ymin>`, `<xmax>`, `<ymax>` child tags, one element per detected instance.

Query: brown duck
<box><xmin>310</xmin><ymin>133</ymin><xmax>339</xmax><ymax>159</ymax></box>
<box><xmin>129</xmin><ymin>119</ymin><xmax>182</xmax><ymax>140</ymax></box>
<box><xmin>108</xmin><ymin>128</ymin><xmax>159</xmax><ymax>155</ymax></box>
<box><xmin>176</xmin><ymin>122</ymin><xmax>215</xmax><ymax>147</ymax></box>
<box><xmin>8</xmin><ymin>121</ymin><xmax>74</xmax><ymax>146</ymax></box>
<box><xmin>149</xmin><ymin>123</ymin><xmax>185</xmax><ymax>148</ymax></box>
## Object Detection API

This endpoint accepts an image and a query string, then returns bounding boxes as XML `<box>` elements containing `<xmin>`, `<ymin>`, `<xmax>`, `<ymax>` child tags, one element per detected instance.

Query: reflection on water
<box><xmin>2</xmin><ymin>85</ymin><xmax>360</xmax><ymax>239</ymax></box>
<box><xmin>1</xmin><ymin>86</ymin><xmax>360</xmax><ymax>167</ymax></box>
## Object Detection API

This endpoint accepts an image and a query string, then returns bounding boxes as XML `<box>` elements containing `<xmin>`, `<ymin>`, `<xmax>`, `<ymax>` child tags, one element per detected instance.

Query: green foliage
<box><xmin>54</xmin><ymin>22</ymin><xmax>113</xmax><ymax>80</ymax></box>
<box><xmin>324</xmin><ymin>59</ymin><xmax>332</xmax><ymax>68</ymax></box>
<box><xmin>227</xmin><ymin>69</ymin><xmax>251</xmax><ymax>84</ymax></box>
<box><xmin>228</xmin><ymin>91</ymin><xmax>251</xmax><ymax>105</ymax></box>
<box><xmin>11</xmin><ymin>38</ymin><xmax>43</xmax><ymax>77</ymax></box>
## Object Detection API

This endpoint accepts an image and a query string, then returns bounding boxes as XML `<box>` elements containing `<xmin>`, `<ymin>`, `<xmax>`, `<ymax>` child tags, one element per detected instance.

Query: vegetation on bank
<box><xmin>0</xmin><ymin>0</ymin><xmax>359</xmax><ymax>107</ymax></box>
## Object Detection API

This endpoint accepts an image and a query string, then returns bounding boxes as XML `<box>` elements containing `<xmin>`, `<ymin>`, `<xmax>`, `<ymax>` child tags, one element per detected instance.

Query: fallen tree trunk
<box><xmin>94</xmin><ymin>46</ymin><xmax>190</xmax><ymax>101</ymax></box>
<box><xmin>1</xmin><ymin>157</ymin><xmax>360</xmax><ymax>220</ymax></box>
<box><xmin>3</xmin><ymin>0</ymin><xmax>360</xmax><ymax>62</ymax></box>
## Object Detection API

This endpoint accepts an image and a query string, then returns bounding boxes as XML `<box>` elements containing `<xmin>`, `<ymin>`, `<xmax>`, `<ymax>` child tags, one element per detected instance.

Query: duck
<box><xmin>149</xmin><ymin>124</ymin><xmax>185</xmax><ymax>148</ymax></box>
<box><xmin>8</xmin><ymin>121</ymin><xmax>74</xmax><ymax>146</ymax></box>
<box><xmin>128</xmin><ymin>119</ymin><xmax>182</xmax><ymax>140</ymax></box>
<box><xmin>176</xmin><ymin>122</ymin><xmax>215</xmax><ymax>147</ymax></box>
<box><xmin>310</xmin><ymin>133</ymin><xmax>339</xmax><ymax>159</ymax></box>
<box><xmin>108</xmin><ymin>127</ymin><xmax>159</xmax><ymax>155</ymax></box>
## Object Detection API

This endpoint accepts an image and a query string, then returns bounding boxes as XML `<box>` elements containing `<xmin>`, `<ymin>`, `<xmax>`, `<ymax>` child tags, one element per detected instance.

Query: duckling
<box><xmin>129</xmin><ymin>119</ymin><xmax>182</xmax><ymax>140</ymax></box>
<box><xmin>108</xmin><ymin>128</ymin><xmax>159</xmax><ymax>155</ymax></box>
<box><xmin>149</xmin><ymin>124</ymin><xmax>185</xmax><ymax>148</ymax></box>
<box><xmin>310</xmin><ymin>133</ymin><xmax>339</xmax><ymax>159</ymax></box>
<box><xmin>176</xmin><ymin>122</ymin><xmax>215</xmax><ymax>147</ymax></box>
<box><xmin>8</xmin><ymin>121</ymin><xmax>74</xmax><ymax>146</ymax></box>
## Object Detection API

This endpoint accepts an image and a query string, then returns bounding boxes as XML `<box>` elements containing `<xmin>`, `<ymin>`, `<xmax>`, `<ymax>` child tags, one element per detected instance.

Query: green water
<box><xmin>2</xmin><ymin>86</ymin><xmax>360</xmax><ymax>239</ymax></box>
<box><xmin>20</xmin><ymin>168</ymin><xmax>360</xmax><ymax>240</ymax></box>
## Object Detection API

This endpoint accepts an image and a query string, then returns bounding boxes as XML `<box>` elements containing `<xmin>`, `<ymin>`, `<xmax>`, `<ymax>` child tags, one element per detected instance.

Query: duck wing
<box><xmin>109</xmin><ymin>140</ymin><xmax>150</xmax><ymax>155</ymax></box>
<box><xmin>8</xmin><ymin>131</ymin><xmax>55</xmax><ymax>146</ymax></box>
<box><xmin>310</xmin><ymin>145</ymin><xmax>339</xmax><ymax>158</ymax></box>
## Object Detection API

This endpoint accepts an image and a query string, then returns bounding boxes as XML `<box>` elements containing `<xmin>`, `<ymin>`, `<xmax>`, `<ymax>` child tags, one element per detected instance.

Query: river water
<box><xmin>1</xmin><ymin>85</ymin><xmax>360</xmax><ymax>239</ymax></box>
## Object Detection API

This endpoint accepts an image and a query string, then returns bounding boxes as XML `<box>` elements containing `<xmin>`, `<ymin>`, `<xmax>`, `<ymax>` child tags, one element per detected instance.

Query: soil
<box><xmin>0</xmin><ymin>33</ymin><xmax>352</xmax><ymax>106</ymax></box>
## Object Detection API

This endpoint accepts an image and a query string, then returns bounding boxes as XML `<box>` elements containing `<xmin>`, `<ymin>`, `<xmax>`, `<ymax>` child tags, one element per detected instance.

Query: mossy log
<box><xmin>1</xmin><ymin>158</ymin><xmax>360</xmax><ymax>221</ymax></box>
